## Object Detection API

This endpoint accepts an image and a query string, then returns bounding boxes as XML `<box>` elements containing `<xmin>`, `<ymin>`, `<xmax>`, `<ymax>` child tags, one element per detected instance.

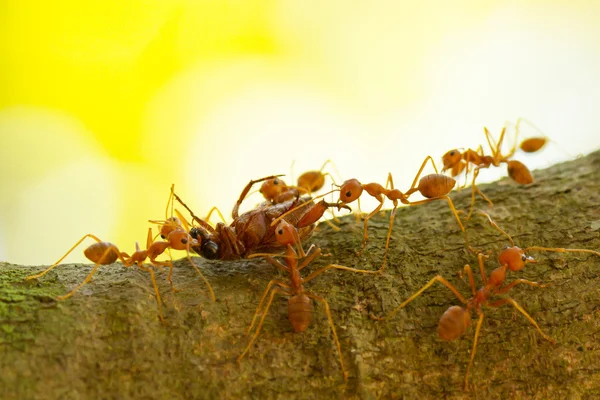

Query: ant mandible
<box><xmin>237</xmin><ymin>220</ymin><xmax>379</xmax><ymax>381</ymax></box>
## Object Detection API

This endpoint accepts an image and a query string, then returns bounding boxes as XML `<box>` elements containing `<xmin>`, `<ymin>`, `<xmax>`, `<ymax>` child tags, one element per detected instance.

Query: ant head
<box><xmin>438</xmin><ymin>305</ymin><xmax>471</xmax><ymax>341</ymax></box>
<box><xmin>441</xmin><ymin>149</ymin><xmax>462</xmax><ymax>171</ymax></box>
<box><xmin>259</xmin><ymin>178</ymin><xmax>288</xmax><ymax>201</ymax></box>
<box><xmin>159</xmin><ymin>216</ymin><xmax>182</xmax><ymax>238</ymax></box>
<box><xmin>167</xmin><ymin>229</ymin><xmax>198</xmax><ymax>251</ymax></box>
<box><xmin>498</xmin><ymin>246</ymin><xmax>535</xmax><ymax>271</ymax></box>
<box><xmin>338</xmin><ymin>179</ymin><xmax>363</xmax><ymax>204</ymax></box>
<box><xmin>274</xmin><ymin>220</ymin><xmax>299</xmax><ymax>246</ymax></box>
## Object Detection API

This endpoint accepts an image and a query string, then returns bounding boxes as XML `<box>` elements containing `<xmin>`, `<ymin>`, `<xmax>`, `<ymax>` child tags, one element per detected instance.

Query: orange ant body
<box><xmin>259</xmin><ymin>160</ymin><xmax>340</xmax><ymax>204</ymax></box>
<box><xmin>295</xmin><ymin>159</ymin><xmax>340</xmax><ymax>195</ymax></box>
<box><xmin>25</xmin><ymin>224</ymin><xmax>214</xmax><ymax>323</ymax></box>
<box><xmin>271</xmin><ymin>156</ymin><xmax>474</xmax><ymax>271</ymax></box>
<box><xmin>442</xmin><ymin>126</ymin><xmax>538</xmax><ymax>218</ymax></box>
<box><xmin>372</xmin><ymin>212</ymin><xmax>600</xmax><ymax>389</ymax></box>
<box><xmin>238</xmin><ymin>220</ymin><xmax>378</xmax><ymax>381</ymax></box>
<box><xmin>371</xmin><ymin>246</ymin><xmax>553</xmax><ymax>390</ymax></box>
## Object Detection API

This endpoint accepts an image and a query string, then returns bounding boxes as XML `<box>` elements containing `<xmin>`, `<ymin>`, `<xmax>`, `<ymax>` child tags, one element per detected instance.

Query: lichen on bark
<box><xmin>1</xmin><ymin>151</ymin><xmax>600</xmax><ymax>399</ymax></box>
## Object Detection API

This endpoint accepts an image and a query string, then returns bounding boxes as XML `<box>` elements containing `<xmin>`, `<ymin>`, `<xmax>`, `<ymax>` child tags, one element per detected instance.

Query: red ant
<box><xmin>442</xmin><ymin>120</ymin><xmax>548</xmax><ymax>219</ymax></box>
<box><xmin>371</xmin><ymin>212</ymin><xmax>600</xmax><ymax>389</ymax></box>
<box><xmin>259</xmin><ymin>163</ymin><xmax>343</xmax><ymax>231</ymax></box>
<box><xmin>237</xmin><ymin>220</ymin><xmax>378</xmax><ymax>381</ymax></box>
<box><xmin>259</xmin><ymin>160</ymin><xmax>340</xmax><ymax>202</ymax></box>
<box><xmin>25</xmin><ymin>223</ymin><xmax>214</xmax><ymax>323</ymax></box>
<box><xmin>270</xmin><ymin>155</ymin><xmax>478</xmax><ymax>271</ymax></box>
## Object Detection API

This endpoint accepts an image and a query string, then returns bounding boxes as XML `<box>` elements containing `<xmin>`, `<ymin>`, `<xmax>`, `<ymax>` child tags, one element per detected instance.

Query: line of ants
<box><xmin>23</xmin><ymin>119</ymin><xmax>598</xmax><ymax>390</ymax></box>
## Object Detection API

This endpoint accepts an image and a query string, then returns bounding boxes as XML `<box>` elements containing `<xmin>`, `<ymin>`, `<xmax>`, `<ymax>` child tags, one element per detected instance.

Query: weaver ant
<box><xmin>442</xmin><ymin>125</ymin><xmax>538</xmax><ymax>219</ymax></box>
<box><xmin>25</xmin><ymin>223</ymin><xmax>213</xmax><ymax>323</ymax></box>
<box><xmin>271</xmin><ymin>155</ymin><xmax>477</xmax><ymax>271</ymax></box>
<box><xmin>238</xmin><ymin>220</ymin><xmax>378</xmax><ymax>381</ymax></box>
<box><xmin>371</xmin><ymin>212</ymin><xmax>600</xmax><ymax>389</ymax></box>
<box><xmin>259</xmin><ymin>161</ymin><xmax>343</xmax><ymax>231</ymax></box>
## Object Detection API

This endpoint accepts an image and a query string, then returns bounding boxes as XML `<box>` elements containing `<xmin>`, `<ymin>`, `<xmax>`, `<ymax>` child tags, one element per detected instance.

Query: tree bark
<box><xmin>2</xmin><ymin>151</ymin><xmax>600</xmax><ymax>400</ymax></box>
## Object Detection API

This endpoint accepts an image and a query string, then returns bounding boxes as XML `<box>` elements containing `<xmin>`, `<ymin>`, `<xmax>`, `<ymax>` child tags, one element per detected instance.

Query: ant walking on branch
<box><xmin>25</xmin><ymin>223</ymin><xmax>212</xmax><ymax>323</ymax></box>
<box><xmin>371</xmin><ymin>212</ymin><xmax>600</xmax><ymax>389</ymax></box>
<box><xmin>442</xmin><ymin>120</ymin><xmax>548</xmax><ymax>219</ymax></box>
<box><xmin>238</xmin><ymin>220</ymin><xmax>379</xmax><ymax>381</ymax></box>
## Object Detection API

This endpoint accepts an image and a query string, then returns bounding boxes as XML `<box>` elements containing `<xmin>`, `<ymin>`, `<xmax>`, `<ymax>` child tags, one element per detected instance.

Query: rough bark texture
<box><xmin>2</xmin><ymin>151</ymin><xmax>600</xmax><ymax>400</ymax></box>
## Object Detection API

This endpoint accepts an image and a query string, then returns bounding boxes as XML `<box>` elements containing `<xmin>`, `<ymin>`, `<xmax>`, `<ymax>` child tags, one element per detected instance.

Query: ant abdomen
<box><xmin>297</xmin><ymin>171</ymin><xmax>325</xmax><ymax>193</ymax></box>
<box><xmin>83</xmin><ymin>242</ymin><xmax>120</xmax><ymax>265</ymax></box>
<box><xmin>507</xmin><ymin>160</ymin><xmax>534</xmax><ymax>184</ymax></box>
<box><xmin>418</xmin><ymin>174</ymin><xmax>456</xmax><ymax>198</ymax></box>
<box><xmin>520</xmin><ymin>137</ymin><xmax>547</xmax><ymax>153</ymax></box>
<box><xmin>438</xmin><ymin>305</ymin><xmax>471</xmax><ymax>341</ymax></box>
<box><xmin>288</xmin><ymin>295</ymin><xmax>313</xmax><ymax>332</ymax></box>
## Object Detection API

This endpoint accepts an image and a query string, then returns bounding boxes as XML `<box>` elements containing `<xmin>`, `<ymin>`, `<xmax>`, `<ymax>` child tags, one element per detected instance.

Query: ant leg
<box><xmin>171</xmin><ymin>191</ymin><xmax>215</xmax><ymax>234</ymax></box>
<box><xmin>464</xmin><ymin>313</ymin><xmax>485</xmax><ymax>391</ymax></box>
<box><xmin>321</xmin><ymin>216</ymin><xmax>341</xmax><ymax>232</ymax></box>
<box><xmin>489</xmin><ymin>297</ymin><xmax>555</xmax><ymax>344</ymax></box>
<box><xmin>461</xmin><ymin>265</ymin><xmax>477</xmax><ymax>296</ymax></box>
<box><xmin>483</xmin><ymin>127</ymin><xmax>498</xmax><ymax>159</ymax></box>
<box><xmin>26</xmin><ymin>234</ymin><xmax>103</xmax><ymax>280</ymax></box>
<box><xmin>380</xmin><ymin>204</ymin><xmax>399</xmax><ymax>272</ymax></box>
<box><xmin>405</xmin><ymin>196</ymin><xmax>465</xmax><ymax>231</ymax></box>
<box><xmin>466</xmin><ymin>169</ymin><xmax>493</xmax><ymax>221</ymax></box>
<box><xmin>494</xmin><ymin>127</ymin><xmax>508</xmax><ymax>163</ymax></box>
<box><xmin>385</xmin><ymin>172</ymin><xmax>395</xmax><ymax>190</ymax></box>
<box><xmin>476</xmin><ymin>211</ymin><xmax>515</xmax><ymax>246</ymax></box>
<box><xmin>370</xmin><ymin>275</ymin><xmax>467</xmax><ymax>321</ymax></box>
<box><xmin>506</xmin><ymin>118</ymin><xmax>521</xmax><ymax>159</ymax></box>
<box><xmin>320</xmin><ymin>159</ymin><xmax>344</xmax><ymax>188</ymax></box>
<box><xmin>205</xmin><ymin>206</ymin><xmax>227</xmax><ymax>225</ymax></box>
<box><xmin>56</xmin><ymin>245</ymin><xmax>123</xmax><ymax>300</ymax></box>
<box><xmin>496</xmin><ymin>279</ymin><xmax>550</xmax><ymax>294</ymax></box>
<box><xmin>232</xmin><ymin>175</ymin><xmax>285</xmax><ymax>220</ymax></box>
<box><xmin>305</xmin><ymin>292</ymin><xmax>348</xmax><ymax>381</ymax></box>
<box><xmin>404</xmin><ymin>155</ymin><xmax>439</xmax><ymax>197</ymax></box>
<box><xmin>238</xmin><ymin>287</ymin><xmax>290</xmax><ymax>363</ymax></box>
<box><xmin>269</xmin><ymin>190</ymin><xmax>340</xmax><ymax>228</ymax></box>
<box><xmin>296</xmin><ymin>247</ymin><xmax>322</xmax><ymax>271</ymax></box>
<box><xmin>137</xmin><ymin>264</ymin><xmax>166</xmax><ymax>324</ymax></box>
<box><xmin>302</xmin><ymin>263</ymin><xmax>379</xmax><ymax>284</ymax></box>
<box><xmin>354</xmin><ymin>197</ymin><xmax>364</xmax><ymax>223</ymax></box>
<box><xmin>476</xmin><ymin>254</ymin><xmax>488</xmax><ymax>286</ymax></box>
<box><xmin>357</xmin><ymin>197</ymin><xmax>385</xmax><ymax>257</ymax></box>
<box><xmin>245</xmin><ymin>280</ymin><xmax>290</xmax><ymax>335</ymax></box>
<box><xmin>184</xmin><ymin>251</ymin><xmax>216</xmax><ymax>301</ymax></box>
<box><xmin>523</xmin><ymin>247</ymin><xmax>600</xmax><ymax>258</ymax></box>
<box><xmin>152</xmin><ymin>259</ymin><xmax>180</xmax><ymax>293</ymax></box>
<box><xmin>460</xmin><ymin>161</ymin><xmax>470</xmax><ymax>190</ymax></box>
<box><xmin>407</xmin><ymin>195</ymin><xmax>480</xmax><ymax>254</ymax></box>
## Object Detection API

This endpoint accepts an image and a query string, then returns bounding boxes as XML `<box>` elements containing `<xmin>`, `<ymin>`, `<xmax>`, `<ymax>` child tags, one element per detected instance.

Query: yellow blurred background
<box><xmin>2</xmin><ymin>0</ymin><xmax>600</xmax><ymax>264</ymax></box>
